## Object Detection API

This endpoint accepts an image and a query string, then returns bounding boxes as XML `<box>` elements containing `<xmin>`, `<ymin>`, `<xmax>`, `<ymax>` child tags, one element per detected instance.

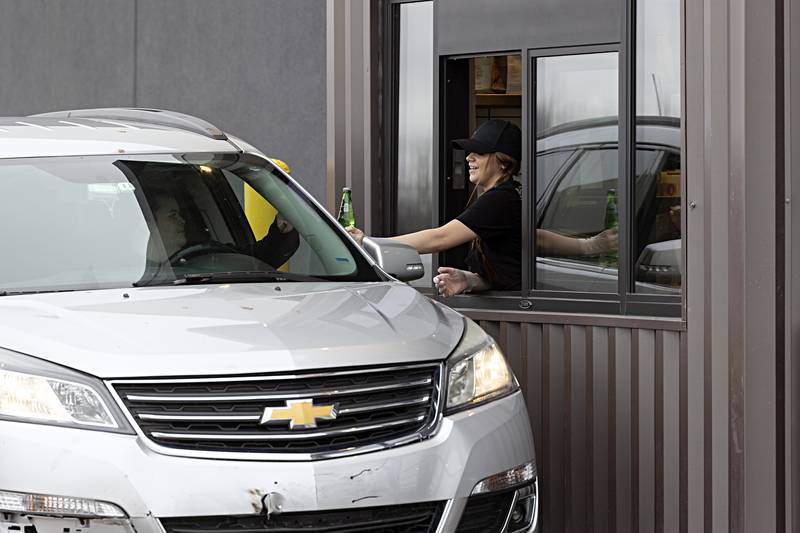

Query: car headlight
<box><xmin>445</xmin><ymin>318</ymin><xmax>519</xmax><ymax>412</ymax></box>
<box><xmin>0</xmin><ymin>348</ymin><xmax>133</xmax><ymax>433</ymax></box>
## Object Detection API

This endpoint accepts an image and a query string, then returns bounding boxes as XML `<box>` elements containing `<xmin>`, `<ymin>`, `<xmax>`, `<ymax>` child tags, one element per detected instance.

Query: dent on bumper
<box><xmin>0</xmin><ymin>391</ymin><xmax>535</xmax><ymax>530</ymax></box>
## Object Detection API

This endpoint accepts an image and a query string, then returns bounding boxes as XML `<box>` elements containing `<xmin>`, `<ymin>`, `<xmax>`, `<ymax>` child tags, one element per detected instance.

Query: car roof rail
<box><xmin>30</xmin><ymin>108</ymin><xmax>228</xmax><ymax>140</ymax></box>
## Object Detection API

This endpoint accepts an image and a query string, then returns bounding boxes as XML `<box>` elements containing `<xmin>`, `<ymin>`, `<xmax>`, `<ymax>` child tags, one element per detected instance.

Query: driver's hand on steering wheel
<box><xmin>169</xmin><ymin>241</ymin><xmax>237</xmax><ymax>264</ymax></box>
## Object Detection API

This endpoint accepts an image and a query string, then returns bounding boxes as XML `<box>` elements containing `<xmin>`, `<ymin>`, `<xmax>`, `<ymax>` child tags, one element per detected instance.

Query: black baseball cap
<box><xmin>452</xmin><ymin>119</ymin><xmax>521</xmax><ymax>162</ymax></box>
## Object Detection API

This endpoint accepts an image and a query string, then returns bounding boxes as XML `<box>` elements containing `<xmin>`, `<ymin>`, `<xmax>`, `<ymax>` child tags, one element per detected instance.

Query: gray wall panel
<box><xmin>637</xmin><ymin>330</ymin><xmax>656</xmax><ymax>533</ymax></box>
<box><xmin>792</xmin><ymin>0</ymin><xmax>800</xmax><ymax>522</ymax></box>
<box><xmin>591</xmin><ymin>326</ymin><xmax>612</xmax><ymax>533</ymax></box>
<box><xmin>684</xmin><ymin>0</ymin><xmax>793</xmax><ymax>526</ymax></box>
<box><xmin>500</xmin><ymin>322</ymin><xmax>522</xmax><ymax>383</ymax></box>
<box><xmin>0</xmin><ymin>1</ymin><xmax>327</xmax><ymax>203</ymax></box>
<box><xmin>478</xmin><ymin>319</ymin><xmax>500</xmax><ymax>343</ymax></box>
<box><xmin>435</xmin><ymin>0</ymin><xmax>621</xmax><ymax>56</ymax></box>
<box><xmin>614</xmin><ymin>328</ymin><xmax>633</xmax><ymax>533</ymax></box>
<box><xmin>523</xmin><ymin>323</ymin><xmax>544</xmax><ymax>465</ymax></box>
<box><xmin>136</xmin><ymin>0</ymin><xmax>327</xmax><ymax>202</ymax></box>
<box><xmin>460</xmin><ymin>311</ymin><xmax>684</xmax><ymax>532</ymax></box>
<box><xmin>543</xmin><ymin>324</ymin><xmax>565</xmax><ymax>531</ymax></box>
<box><xmin>742</xmin><ymin>0</ymin><xmax>779</xmax><ymax>525</ymax></box>
<box><xmin>662</xmin><ymin>331</ymin><xmax>681</xmax><ymax>533</ymax></box>
<box><xmin>683</xmin><ymin>0</ymin><xmax>708</xmax><ymax>527</ymax></box>
<box><xmin>466</xmin><ymin>298</ymin><xmax>790</xmax><ymax>532</ymax></box>
<box><xmin>0</xmin><ymin>0</ymin><xmax>135</xmax><ymax>115</ymax></box>
<box><xmin>568</xmin><ymin>325</ymin><xmax>589</xmax><ymax>532</ymax></box>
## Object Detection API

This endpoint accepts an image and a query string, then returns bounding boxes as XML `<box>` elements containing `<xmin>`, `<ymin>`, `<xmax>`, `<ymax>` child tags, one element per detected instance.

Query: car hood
<box><xmin>0</xmin><ymin>282</ymin><xmax>464</xmax><ymax>378</ymax></box>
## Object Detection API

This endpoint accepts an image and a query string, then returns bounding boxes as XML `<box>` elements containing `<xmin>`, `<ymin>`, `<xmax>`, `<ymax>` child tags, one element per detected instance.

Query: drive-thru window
<box><xmin>383</xmin><ymin>0</ymin><xmax>682</xmax><ymax>318</ymax></box>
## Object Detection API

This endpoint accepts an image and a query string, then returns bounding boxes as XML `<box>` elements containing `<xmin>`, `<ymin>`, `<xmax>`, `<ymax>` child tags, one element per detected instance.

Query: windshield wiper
<box><xmin>172</xmin><ymin>271</ymin><xmax>327</xmax><ymax>285</ymax></box>
<box><xmin>0</xmin><ymin>289</ymin><xmax>77</xmax><ymax>296</ymax></box>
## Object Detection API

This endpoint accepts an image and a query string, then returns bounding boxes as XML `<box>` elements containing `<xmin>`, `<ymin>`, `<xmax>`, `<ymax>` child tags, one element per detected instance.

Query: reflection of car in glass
<box><xmin>0</xmin><ymin>109</ymin><xmax>538</xmax><ymax>533</ymax></box>
<box><xmin>535</xmin><ymin>116</ymin><xmax>681</xmax><ymax>294</ymax></box>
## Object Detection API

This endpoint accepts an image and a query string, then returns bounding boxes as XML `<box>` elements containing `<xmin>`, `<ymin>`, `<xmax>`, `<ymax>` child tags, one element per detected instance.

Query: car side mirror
<box><xmin>635</xmin><ymin>238</ymin><xmax>681</xmax><ymax>287</ymax></box>
<box><xmin>361</xmin><ymin>237</ymin><xmax>425</xmax><ymax>281</ymax></box>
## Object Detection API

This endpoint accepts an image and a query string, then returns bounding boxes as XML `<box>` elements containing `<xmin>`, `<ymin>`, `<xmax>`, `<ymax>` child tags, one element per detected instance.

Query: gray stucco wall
<box><xmin>0</xmin><ymin>0</ymin><xmax>327</xmax><ymax>202</ymax></box>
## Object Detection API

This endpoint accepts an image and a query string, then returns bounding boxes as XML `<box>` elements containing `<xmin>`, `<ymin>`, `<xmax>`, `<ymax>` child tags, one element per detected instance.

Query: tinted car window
<box><xmin>540</xmin><ymin>148</ymin><xmax>619</xmax><ymax>239</ymax></box>
<box><xmin>535</xmin><ymin>149</ymin><xmax>574</xmax><ymax>202</ymax></box>
<box><xmin>0</xmin><ymin>153</ymin><xmax>380</xmax><ymax>293</ymax></box>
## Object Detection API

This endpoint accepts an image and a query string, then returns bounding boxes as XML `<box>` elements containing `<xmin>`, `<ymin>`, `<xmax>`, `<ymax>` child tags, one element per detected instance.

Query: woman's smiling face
<box><xmin>466</xmin><ymin>152</ymin><xmax>501</xmax><ymax>188</ymax></box>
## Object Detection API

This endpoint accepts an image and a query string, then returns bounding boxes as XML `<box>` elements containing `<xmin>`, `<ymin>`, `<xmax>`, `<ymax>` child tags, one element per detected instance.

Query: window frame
<box><xmin>526</xmin><ymin>44</ymin><xmax>631</xmax><ymax>313</ymax></box>
<box><xmin>527</xmin><ymin>42</ymin><xmax>681</xmax><ymax>317</ymax></box>
<box><xmin>380</xmin><ymin>0</ymin><xmax>684</xmax><ymax>318</ymax></box>
<box><xmin>441</xmin><ymin>40</ymin><xmax>682</xmax><ymax>318</ymax></box>
<box><xmin>381</xmin><ymin>0</ymin><xmax>437</xmax><ymax>237</ymax></box>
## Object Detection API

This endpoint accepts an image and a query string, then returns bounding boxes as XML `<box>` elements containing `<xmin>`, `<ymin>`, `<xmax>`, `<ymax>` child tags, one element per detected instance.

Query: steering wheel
<box><xmin>169</xmin><ymin>241</ymin><xmax>237</xmax><ymax>265</ymax></box>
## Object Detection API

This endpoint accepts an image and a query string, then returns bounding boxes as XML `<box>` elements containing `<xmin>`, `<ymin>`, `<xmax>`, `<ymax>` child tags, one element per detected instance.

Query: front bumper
<box><xmin>0</xmin><ymin>391</ymin><xmax>536</xmax><ymax>532</ymax></box>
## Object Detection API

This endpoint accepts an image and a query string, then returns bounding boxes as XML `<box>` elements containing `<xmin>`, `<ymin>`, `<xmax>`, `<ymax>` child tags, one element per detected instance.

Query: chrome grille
<box><xmin>159</xmin><ymin>501</ymin><xmax>446</xmax><ymax>532</ymax></box>
<box><xmin>110</xmin><ymin>363</ymin><xmax>442</xmax><ymax>459</ymax></box>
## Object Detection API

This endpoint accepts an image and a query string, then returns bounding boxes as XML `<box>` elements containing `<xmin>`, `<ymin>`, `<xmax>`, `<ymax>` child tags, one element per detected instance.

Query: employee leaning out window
<box><xmin>349</xmin><ymin>119</ymin><xmax>617</xmax><ymax>296</ymax></box>
<box><xmin>349</xmin><ymin>119</ymin><xmax>521</xmax><ymax>296</ymax></box>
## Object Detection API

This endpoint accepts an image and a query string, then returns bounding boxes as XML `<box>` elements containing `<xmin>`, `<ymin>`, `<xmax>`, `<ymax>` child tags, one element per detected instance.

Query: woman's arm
<box><xmin>389</xmin><ymin>219</ymin><xmax>477</xmax><ymax>254</ymax></box>
<box><xmin>537</xmin><ymin>227</ymin><xmax>618</xmax><ymax>256</ymax></box>
<box><xmin>536</xmin><ymin>229</ymin><xmax>584</xmax><ymax>255</ymax></box>
<box><xmin>433</xmin><ymin>267</ymin><xmax>490</xmax><ymax>297</ymax></box>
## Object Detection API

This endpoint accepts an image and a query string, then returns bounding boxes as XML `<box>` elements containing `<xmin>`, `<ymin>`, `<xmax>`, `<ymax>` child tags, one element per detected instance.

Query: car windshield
<box><xmin>0</xmin><ymin>153</ymin><xmax>381</xmax><ymax>293</ymax></box>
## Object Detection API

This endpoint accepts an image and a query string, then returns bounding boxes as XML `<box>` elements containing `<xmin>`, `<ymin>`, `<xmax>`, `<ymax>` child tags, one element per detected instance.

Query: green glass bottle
<box><xmin>337</xmin><ymin>187</ymin><xmax>356</xmax><ymax>229</ymax></box>
<box><xmin>604</xmin><ymin>188</ymin><xmax>619</xmax><ymax>267</ymax></box>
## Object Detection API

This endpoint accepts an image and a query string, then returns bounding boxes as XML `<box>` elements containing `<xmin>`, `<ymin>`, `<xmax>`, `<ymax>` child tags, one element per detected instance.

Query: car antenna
<box><xmin>651</xmin><ymin>72</ymin><xmax>663</xmax><ymax>116</ymax></box>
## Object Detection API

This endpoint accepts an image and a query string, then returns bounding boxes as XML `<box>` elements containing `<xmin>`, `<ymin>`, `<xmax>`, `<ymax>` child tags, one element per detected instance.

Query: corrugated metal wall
<box><xmin>459</xmin><ymin>310</ymin><xmax>685</xmax><ymax>533</ymax></box>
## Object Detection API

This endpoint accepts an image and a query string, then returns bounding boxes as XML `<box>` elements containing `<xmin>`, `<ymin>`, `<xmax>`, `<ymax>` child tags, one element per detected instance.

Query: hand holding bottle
<box><xmin>578</xmin><ymin>227</ymin><xmax>619</xmax><ymax>256</ymax></box>
<box><xmin>346</xmin><ymin>226</ymin><xmax>365</xmax><ymax>246</ymax></box>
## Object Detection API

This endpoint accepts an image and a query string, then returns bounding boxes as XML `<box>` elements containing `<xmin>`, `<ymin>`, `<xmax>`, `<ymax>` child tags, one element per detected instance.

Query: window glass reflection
<box><xmin>535</xmin><ymin>52</ymin><xmax>619</xmax><ymax>292</ymax></box>
<box><xmin>535</xmin><ymin>150</ymin><xmax>573</xmax><ymax>203</ymax></box>
<box><xmin>635</xmin><ymin>0</ymin><xmax>682</xmax><ymax>293</ymax></box>
<box><xmin>396</xmin><ymin>1</ymin><xmax>433</xmax><ymax>236</ymax></box>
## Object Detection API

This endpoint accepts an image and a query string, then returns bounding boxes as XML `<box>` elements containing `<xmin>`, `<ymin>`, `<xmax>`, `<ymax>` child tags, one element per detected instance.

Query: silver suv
<box><xmin>0</xmin><ymin>109</ymin><xmax>538</xmax><ymax>533</ymax></box>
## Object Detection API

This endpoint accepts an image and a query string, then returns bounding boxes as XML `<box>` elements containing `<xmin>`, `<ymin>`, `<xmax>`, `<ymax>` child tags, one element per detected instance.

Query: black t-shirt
<box><xmin>456</xmin><ymin>180</ymin><xmax>521</xmax><ymax>291</ymax></box>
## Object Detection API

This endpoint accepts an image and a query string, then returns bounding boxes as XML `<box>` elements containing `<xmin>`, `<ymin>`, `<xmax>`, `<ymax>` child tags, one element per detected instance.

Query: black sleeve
<box><xmin>456</xmin><ymin>188</ymin><xmax>517</xmax><ymax>240</ymax></box>
<box><xmin>253</xmin><ymin>220</ymin><xmax>300</xmax><ymax>268</ymax></box>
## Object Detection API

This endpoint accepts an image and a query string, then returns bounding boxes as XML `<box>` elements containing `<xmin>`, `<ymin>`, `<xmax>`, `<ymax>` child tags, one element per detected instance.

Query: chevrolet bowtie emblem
<box><xmin>260</xmin><ymin>399</ymin><xmax>338</xmax><ymax>429</ymax></box>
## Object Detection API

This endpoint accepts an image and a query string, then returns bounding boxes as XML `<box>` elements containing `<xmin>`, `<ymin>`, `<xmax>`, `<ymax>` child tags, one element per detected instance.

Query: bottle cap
<box><xmin>343</xmin><ymin>187</ymin><xmax>352</xmax><ymax>192</ymax></box>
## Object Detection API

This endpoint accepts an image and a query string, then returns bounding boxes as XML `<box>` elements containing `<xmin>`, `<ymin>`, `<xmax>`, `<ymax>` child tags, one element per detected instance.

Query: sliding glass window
<box><xmin>634</xmin><ymin>0</ymin><xmax>682</xmax><ymax>295</ymax></box>
<box><xmin>526</xmin><ymin>0</ymin><xmax>682</xmax><ymax>315</ymax></box>
<box><xmin>534</xmin><ymin>51</ymin><xmax>620</xmax><ymax>293</ymax></box>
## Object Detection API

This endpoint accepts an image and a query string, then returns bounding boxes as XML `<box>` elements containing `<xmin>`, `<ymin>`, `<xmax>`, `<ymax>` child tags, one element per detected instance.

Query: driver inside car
<box><xmin>147</xmin><ymin>189</ymin><xmax>299</xmax><ymax>271</ymax></box>
<box><xmin>151</xmin><ymin>195</ymin><xmax>187</xmax><ymax>258</ymax></box>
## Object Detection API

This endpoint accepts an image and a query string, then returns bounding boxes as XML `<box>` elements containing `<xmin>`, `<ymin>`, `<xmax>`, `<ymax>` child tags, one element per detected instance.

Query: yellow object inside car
<box><xmin>244</xmin><ymin>158</ymin><xmax>292</xmax><ymax>271</ymax></box>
